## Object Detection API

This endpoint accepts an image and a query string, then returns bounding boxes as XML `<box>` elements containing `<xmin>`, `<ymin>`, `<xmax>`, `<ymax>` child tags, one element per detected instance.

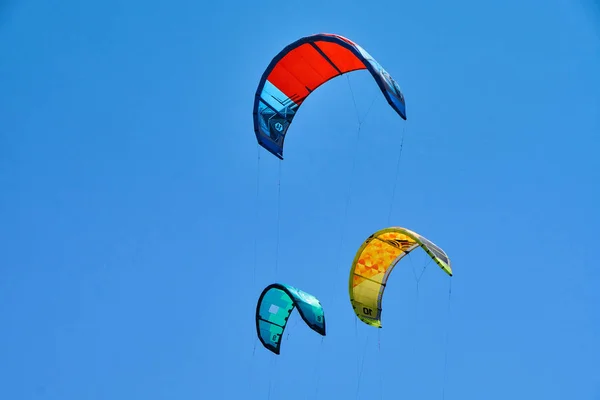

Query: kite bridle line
<box><xmin>378</xmin><ymin>329</ymin><xmax>383</xmax><ymax>400</ymax></box>
<box><xmin>312</xmin><ymin>336</ymin><xmax>326</xmax><ymax>399</ymax></box>
<box><xmin>387</xmin><ymin>122</ymin><xmax>408</xmax><ymax>225</ymax></box>
<box><xmin>254</xmin><ymin>142</ymin><xmax>260</xmax><ymax>287</ymax></box>
<box><xmin>342</xmin><ymin>73</ymin><xmax>413</xmax><ymax>399</ymax></box>
<box><xmin>330</xmin><ymin>74</ymin><xmax>372</xmax><ymax>323</ymax></box>
<box><xmin>249</xmin><ymin>144</ymin><xmax>261</xmax><ymax>396</ymax></box>
<box><xmin>406</xmin><ymin>249</ymin><xmax>454</xmax><ymax>400</ymax></box>
<box><xmin>247</xmin><ymin>338</ymin><xmax>258</xmax><ymax>393</ymax></box>
<box><xmin>355</xmin><ymin>332</ymin><xmax>371</xmax><ymax>399</ymax></box>
<box><xmin>274</xmin><ymin>160</ymin><xmax>282</xmax><ymax>276</ymax></box>
<box><xmin>442</xmin><ymin>278</ymin><xmax>453</xmax><ymax>400</ymax></box>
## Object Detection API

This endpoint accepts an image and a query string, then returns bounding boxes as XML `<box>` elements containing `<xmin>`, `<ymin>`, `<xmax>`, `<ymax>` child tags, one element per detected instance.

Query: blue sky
<box><xmin>1</xmin><ymin>0</ymin><xmax>599</xmax><ymax>399</ymax></box>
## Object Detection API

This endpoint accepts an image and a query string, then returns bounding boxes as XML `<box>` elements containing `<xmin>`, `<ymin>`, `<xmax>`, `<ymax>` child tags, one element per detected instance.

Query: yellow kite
<box><xmin>348</xmin><ymin>227</ymin><xmax>452</xmax><ymax>328</ymax></box>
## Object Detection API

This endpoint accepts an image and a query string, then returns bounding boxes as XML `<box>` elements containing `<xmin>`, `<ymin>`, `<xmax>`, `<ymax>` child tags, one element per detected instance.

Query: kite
<box><xmin>253</xmin><ymin>33</ymin><xmax>406</xmax><ymax>159</ymax></box>
<box><xmin>348</xmin><ymin>227</ymin><xmax>452</xmax><ymax>328</ymax></box>
<box><xmin>255</xmin><ymin>283</ymin><xmax>326</xmax><ymax>355</ymax></box>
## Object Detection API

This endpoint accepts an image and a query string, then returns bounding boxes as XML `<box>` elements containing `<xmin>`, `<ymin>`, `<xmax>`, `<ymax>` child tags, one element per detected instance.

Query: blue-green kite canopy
<box><xmin>255</xmin><ymin>283</ymin><xmax>326</xmax><ymax>355</ymax></box>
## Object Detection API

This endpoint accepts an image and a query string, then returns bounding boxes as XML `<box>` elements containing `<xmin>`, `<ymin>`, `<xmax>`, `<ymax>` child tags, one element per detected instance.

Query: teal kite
<box><xmin>255</xmin><ymin>283</ymin><xmax>326</xmax><ymax>355</ymax></box>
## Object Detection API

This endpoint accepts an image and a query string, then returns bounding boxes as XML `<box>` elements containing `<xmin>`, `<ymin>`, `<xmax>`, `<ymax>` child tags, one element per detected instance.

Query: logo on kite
<box><xmin>268</xmin><ymin>119</ymin><xmax>287</xmax><ymax>142</ymax></box>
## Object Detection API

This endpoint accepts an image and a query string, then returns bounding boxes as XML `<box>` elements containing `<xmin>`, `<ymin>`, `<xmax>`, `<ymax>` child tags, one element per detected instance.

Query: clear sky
<box><xmin>1</xmin><ymin>0</ymin><xmax>599</xmax><ymax>399</ymax></box>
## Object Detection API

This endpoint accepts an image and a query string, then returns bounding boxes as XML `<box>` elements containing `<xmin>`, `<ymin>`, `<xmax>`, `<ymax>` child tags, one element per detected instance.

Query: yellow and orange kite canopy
<box><xmin>348</xmin><ymin>227</ymin><xmax>452</xmax><ymax>328</ymax></box>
